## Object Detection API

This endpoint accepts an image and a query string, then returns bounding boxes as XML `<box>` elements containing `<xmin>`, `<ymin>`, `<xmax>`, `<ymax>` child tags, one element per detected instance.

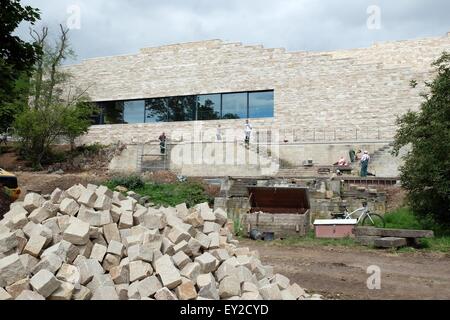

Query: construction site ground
<box><xmin>8</xmin><ymin>171</ymin><xmax>450</xmax><ymax>300</ymax></box>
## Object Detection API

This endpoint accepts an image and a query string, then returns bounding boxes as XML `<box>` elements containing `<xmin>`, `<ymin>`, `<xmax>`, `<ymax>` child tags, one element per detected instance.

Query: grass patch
<box><xmin>384</xmin><ymin>207</ymin><xmax>423</xmax><ymax>230</ymax></box>
<box><xmin>270</xmin><ymin>231</ymin><xmax>360</xmax><ymax>248</ymax></box>
<box><xmin>106</xmin><ymin>176</ymin><xmax>213</xmax><ymax>208</ymax></box>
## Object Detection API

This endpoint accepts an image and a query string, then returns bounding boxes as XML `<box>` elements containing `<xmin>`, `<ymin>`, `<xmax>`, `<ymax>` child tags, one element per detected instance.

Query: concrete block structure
<box><xmin>64</xmin><ymin>34</ymin><xmax>450</xmax><ymax>177</ymax></box>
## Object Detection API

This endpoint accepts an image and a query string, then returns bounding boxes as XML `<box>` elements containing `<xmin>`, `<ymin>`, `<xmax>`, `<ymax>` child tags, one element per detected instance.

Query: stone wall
<box><xmin>65</xmin><ymin>34</ymin><xmax>450</xmax><ymax>147</ymax></box>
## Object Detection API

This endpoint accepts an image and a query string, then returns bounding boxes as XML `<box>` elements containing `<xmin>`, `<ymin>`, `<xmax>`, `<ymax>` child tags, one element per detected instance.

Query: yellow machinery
<box><xmin>0</xmin><ymin>168</ymin><xmax>21</xmax><ymax>201</ymax></box>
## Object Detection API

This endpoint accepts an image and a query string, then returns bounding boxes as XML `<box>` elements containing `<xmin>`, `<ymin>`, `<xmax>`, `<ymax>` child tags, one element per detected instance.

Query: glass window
<box><xmin>91</xmin><ymin>103</ymin><xmax>104</xmax><ymax>125</ymax></box>
<box><xmin>145</xmin><ymin>98</ymin><xmax>168</xmax><ymax>123</ymax></box>
<box><xmin>222</xmin><ymin>92</ymin><xmax>247</xmax><ymax>119</ymax></box>
<box><xmin>249</xmin><ymin>91</ymin><xmax>274</xmax><ymax>118</ymax></box>
<box><xmin>197</xmin><ymin>94</ymin><xmax>221</xmax><ymax>120</ymax></box>
<box><xmin>123</xmin><ymin>100</ymin><xmax>145</xmax><ymax>124</ymax></box>
<box><xmin>168</xmin><ymin>96</ymin><xmax>197</xmax><ymax>122</ymax></box>
<box><xmin>102</xmin><ymin>101</ymin><xmax>124</xmax><ymax>124</ymax></box>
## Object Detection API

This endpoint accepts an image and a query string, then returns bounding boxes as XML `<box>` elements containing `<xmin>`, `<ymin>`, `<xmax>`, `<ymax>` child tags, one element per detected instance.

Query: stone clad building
<box><xmin>65</xmin><ymin>33</ymin><xmax>450</xmax><ymax>176</ymax></box>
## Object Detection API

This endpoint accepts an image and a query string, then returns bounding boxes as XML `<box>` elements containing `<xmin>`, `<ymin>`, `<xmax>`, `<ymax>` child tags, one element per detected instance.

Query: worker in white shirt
<box><xmin>244</xmin><ymin>120</ymin><xmax>252</xmax><ymax>147</ymax></box>
<box><xmin>360</xmin><ymin>151</ymin><xmax>370</xmax><ymax>177</ymax></box>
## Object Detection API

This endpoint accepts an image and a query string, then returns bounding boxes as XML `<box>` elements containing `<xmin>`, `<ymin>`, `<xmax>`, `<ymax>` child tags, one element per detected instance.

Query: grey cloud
<box><xmin>14</xmin><ymin>0</ymin><xmax>450</xmax><ymax>64</ymax></box>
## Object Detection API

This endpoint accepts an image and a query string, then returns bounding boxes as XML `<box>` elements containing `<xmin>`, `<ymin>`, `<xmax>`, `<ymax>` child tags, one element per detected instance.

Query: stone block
<box><xmin>208</xmin><ymin>232</ymin><xmax>220</xmax><ymax>249</ymax></box>
<box><xmin>73</xmin><ymin>256</ymin><xmax>105</xmax><ymax>285</ymax></box>
<box><xmin>195</xmin><ymin>232</ymin><xmax>211</xmax><ymax>249</ymax></box>
<box><xmin>154</xmin><ymin>287</ymin><xmax>178</xmax><ymax>300</ymax></box>
<box><xmin>63</xmin><ymin>219</ymin><xmax>90</xmax><ymax>245</ymax></box>
<box><xmin>90</xmin><ymin>243</ymin><xmax>107</xmax><ymax>263</ymax></box>
<box><xmin>15</xmin><ymin>290</ymin><xmax>45</xmax><ymax>300</ymax></box>
<box><xmin>5</xmin><ymin>278</ymin><xmax>31</xmax><ymax>298</ymax></box>
<box><xmin>23</xmin><ymin>234</ymin><xmax>47</xmax><ymax>257</ymax></box>
<box><xmin>59</xmin><ymin>198</ymin><xmax>80</xmax><ymax>216</ymax></box>
<box><xmin>172</xmin><ymin>251</ymin><xmax>191</xmax><ymax>269</ymax></box>
<box><xmin>29</xmin><ymin>207</ymin><xmax>54</xmax><ymax>224</ymax></box>
<box><xmin>183</xmin><ymin>211</ymin><xmax>204</xmax><ymax>228</ymax></box>
<box><xmin>180</xmin><ymin>262</ymin><xmax>201</xmax><ymax>283</ymax></box>
<box><xmin>155</xmin><ymin>255</ymin><xmax>182</xmax><ymax>289</ymax></box>
<box><xmin>86</xmin><ymin>273</ymin><xmax>114</xmax><ymax>292</ymax></box>
<box><xmin>73</xmin><ymin>285</ymin><xmax>92</xmax><ymax>300</ymax></box>
<box><xmin>219</xmin><ymin>276</ymin><xmax>241</xmax><ymax>298</ymax></box>
<box><xmin>374</xmin><ymin>237</ymin><xmax>407</xmax><ymax>248</ymax></box>
<box><xmin>259</xmin><ymin>283</ymin><xmax>282</xmax><ymax>300</ymax></box>
<box><xmin>92</xmin><ymin>286</ymin><xmax>119</xmax><ymax>300</ymax></box>
<box><xmin>214</xmin><ymin>208</ymin><xmax>228</xmax><ymax>226</ymax></box>
<box><xmin>49</xmin><ymin>281</ymin><xmax>75</xmax><ymax>300</ymax></box>
<box><xmin>129</xmin><ymin>260</ymin><xmax>153</xmax><ymax>282</ymax></box>
<box><xmin>242</xmin><ymin>281</ymin><xmax>259</xmax><ymax>293</ymax></box>
<box><xmin>120</xmin><ymin>199</ymin><xmax>136</xmax><ymax>212</ymax></box>
<box><xmin>19</xmin><ymin>254</ymin><xmax>39</xmax><ymax>274</ymax></box>
<box><xmin>30</xmin><ymin>269</ymin><xmax>61</xmax><ymax>297</ymax></box>
<box><xmin>0</xmin><ymin>232</ymin><xmax>18</xmax><ymax>254</ymax></box>
<box><xmin>23</xmin><ymin>193</ymin><xmax>45</xmax><ymax>212</ymax></box>
<box><xmin>195</xmin><ymin>252</ymin><xmax>218</xmax><ymax>273</ymax></box>
<box><xmin>196</xmin><ymin>203</ymin><xmax>215</xmax><ymax>222</ymax></box>
<box><xmin>0</xmin><ymin>287</ymin><xmax>13</xmax><ymax>300</ymax></box>
<box><xmin>119</xmin><ymin>211</ymin><xmax>134</xmax><ymax>229</ymax></box>
<box><xmin>78</xmin><ymin>190</ymin><xmax>98</xmax><ymax>208</ymax></box>
<box><xmin>96</xmin><ymin>185</ymin><xmax>114</xmax><ymax>198</ymax></box>
<box><xmin>0</xmin><ymin>253</ymin><xmax>27</xmax><ymax>286</ymax></box>
<box><xmin>66</xmin><ymin>184</ymin><xmax>85</xmax><ymax>200</ymax></box>
<box><xmin>167</xmin><ymin>225</ymin><xmax>191</xmax><ymax>244</ymax></box>
<box><xmin>175</xmin><ymin>280</ymin><xmax>197</xmax><ymax>300</ymax></box>
<box><xmin>102</xmin><ymin>254</ymin><xmax>121</xmax><ymax>272</ymax></box>
<box><xmin>288</xmin><ymin>283</ymin><xmax>306</xmax><ymax>299</ymax></box>
<box><xmin>56</xmin><ymin>263</ymin><xmax>81</xmax><ymax>285</ymax></box>
<box><xmin>138</xmin><ymin>275</ymin><xmax>162</xmax><ymax>298</ymax></box>
<box><xmin>50</xmin><ymin>188</ymin><xmax>63</xmax><ymax>204</ymax></box>
<box><xmin>31</xmin><ymin>253</ymin><xmax>63</xmax><ymax>275</ymax></box>
<box><xmin>271</xmin><ymin>273</ymin><xmax>290</xmax><ymax>290</ymax></box>
<box><xmin>203</xmin><ymin>221</ymin><xmax>221</xmax><ymax>234</ymax></box>
<box><xmin>110</xmin><ymin>264</ymin><xmax>130</xmax><ymax>285</ymax></box>
<box><xmin>115</xmin><ymin>284</ymin><xmax>129</xmax><ymax>300</ymax></box>
<box><xmin>94</xmin><ymin>194</ymin><xmax>112</xmax><ymax>210</ymax></box>
<box><xmin>107</xmin><ymin>240</ymin><xmax>125</xmax><ymax>257</ymax></box>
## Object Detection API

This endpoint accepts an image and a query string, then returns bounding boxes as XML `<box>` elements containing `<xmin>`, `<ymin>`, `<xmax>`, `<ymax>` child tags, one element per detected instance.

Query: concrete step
<box><xmin>355</xmin><ymin>227</ymin><xmax>434</xmax><ymax>239</ymax></box>
<box><xmin>374</xmin><ymin>237</ymin><xmax>407</xmax><ymax>248</ymax></box>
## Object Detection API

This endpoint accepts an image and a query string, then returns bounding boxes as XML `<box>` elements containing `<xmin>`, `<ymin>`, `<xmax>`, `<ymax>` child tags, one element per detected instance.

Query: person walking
<box><xmin>244</xmin><ymin>120</ymin><xmax>252</xmax><ymax>147</ymax></box>
<box><xmin>159</xmin><ymin>132</ymin><xmax>167</xmax><ymax>154</ymax></box>
<box><xmin>360</xmin><ymin>150</ymin><xmax>370</xmax><ymax>177</ymax></box>
<box><xmin>216</xmin><ymin>124</ymin><xmax>223</xmax><ymax>142</ymax></box>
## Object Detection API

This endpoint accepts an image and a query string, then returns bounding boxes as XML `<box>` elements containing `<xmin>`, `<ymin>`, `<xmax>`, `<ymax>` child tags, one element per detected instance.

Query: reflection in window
<box><xmin>222</xmin><ymin>93</ymin><xmax>247</xmax><ymax>119</ymax></box>
<box><xmin>95</xmin><ymin>90</ymin><xmax>274</xmax><ymax>125</ymax></box>
<box><xmin>249</xmin><ymin>91</ymin><xmax>274</xmax><ymax>118</ymax></box>
<box><xmin>145</xmin><ymin>98</ymin><xmax>168</xmax><ymax>123</ymax></box>
<box><xmin>102</xmin><ymin>101</ymin><xmax>124</xmax><ymax>124</ymax></box>
<box><xmin>123</xmin><ymin>100</ymin><xmax>145</xmax><ymax>124</ymax></box>
<box><xmin>168</xmin><ymin>96</ymin><xmax>197</xmax><ymax>122</ymax></box>
<box><xmin>198</xmin><ymin>94</ymin><xmax>221</xmax><ymax>120</ymax></box>
<box><xmin>91</xmin><ymin>103</ymin><xmax>103</xmax><ymax>125</ymax></box>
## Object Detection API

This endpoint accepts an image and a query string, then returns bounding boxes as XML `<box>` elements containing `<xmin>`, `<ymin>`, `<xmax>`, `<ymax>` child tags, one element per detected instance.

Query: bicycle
<box><xmin>331</xmin><ymin>202</ymin><xmax>385</xmax><ymax>228</ymax></box>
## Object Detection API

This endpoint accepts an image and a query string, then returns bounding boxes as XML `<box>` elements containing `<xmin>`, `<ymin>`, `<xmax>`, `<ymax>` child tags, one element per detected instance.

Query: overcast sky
<box><xmin>15</xmin><ymin>0</ymin><xmax>450</xmax><ymax>64</ymax></box>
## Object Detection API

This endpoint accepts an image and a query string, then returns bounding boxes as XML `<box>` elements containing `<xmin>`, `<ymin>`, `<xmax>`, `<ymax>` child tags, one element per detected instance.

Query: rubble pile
<box><xmin>0</xmin><ymin>184</ymin><xmax>312</xmax><ymax>300</ymax></box>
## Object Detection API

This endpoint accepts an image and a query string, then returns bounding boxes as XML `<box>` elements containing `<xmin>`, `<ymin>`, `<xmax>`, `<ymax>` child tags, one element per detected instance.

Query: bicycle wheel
<box><xmin>361</xmin><ymin>213</ymin><xmax>385</xmax><ymax>228</ymax></box>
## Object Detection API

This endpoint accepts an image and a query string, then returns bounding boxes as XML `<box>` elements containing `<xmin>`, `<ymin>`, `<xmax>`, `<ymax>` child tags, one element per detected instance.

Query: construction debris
<box><xmin>0</xmin><ymin>184</ymin><xmax>317</xmax><ymax>300</ymax></box>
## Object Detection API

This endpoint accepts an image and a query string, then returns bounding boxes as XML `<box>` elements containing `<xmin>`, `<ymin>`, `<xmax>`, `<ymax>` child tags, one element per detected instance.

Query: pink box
<box><xmin>313</xmin><ymin>219</ymin><xmax>357</xmax><ymax>238</ymax></box>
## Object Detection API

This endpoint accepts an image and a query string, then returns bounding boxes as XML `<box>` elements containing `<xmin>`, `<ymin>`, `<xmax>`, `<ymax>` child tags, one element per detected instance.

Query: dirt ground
<box><xmin>241</xmin><ymin>239</ymin><xmax>450</xmax><ymax>300</ymax></box>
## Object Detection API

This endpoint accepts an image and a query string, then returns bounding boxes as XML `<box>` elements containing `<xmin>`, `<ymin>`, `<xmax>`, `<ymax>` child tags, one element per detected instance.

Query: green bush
<box><xmin>384</xmin><ymin>208</ymin><xmax>423</xmax><ymax>230</ymax></box>
<box><xmin>106</xmin><ymin>175</ymin><xmax>145</xmax><ymax>190</ymax></box>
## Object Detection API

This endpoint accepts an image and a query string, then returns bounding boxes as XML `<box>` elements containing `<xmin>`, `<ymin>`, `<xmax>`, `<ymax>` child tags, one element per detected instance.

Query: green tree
<box><xmin>14</xmin><ymin>25</ymin><xmax>92</xmax><ymax>168</ymax></box>
<box><xmin>0</xmin><ymin>0</ymin><xmax>41</xmax><ymax>132</ymax></box>
<box><xmin>393</xmin><ymin>51</ymin><xmax>450</xmax><ymax>228</ymax></box>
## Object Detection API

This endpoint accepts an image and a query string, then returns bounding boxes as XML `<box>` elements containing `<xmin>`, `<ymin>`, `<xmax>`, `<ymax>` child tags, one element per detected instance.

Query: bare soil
<box><xmin>241</xmin><ymin>239</ymin><xmax>450</xmax><ymax>300</ymax></box>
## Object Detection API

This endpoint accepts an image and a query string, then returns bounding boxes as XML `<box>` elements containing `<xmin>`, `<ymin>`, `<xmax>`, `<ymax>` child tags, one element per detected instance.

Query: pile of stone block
<box><xmin>0</xmin><ymin>184</ymin><xmax>313</xmax><ymax>300</ymax></box>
